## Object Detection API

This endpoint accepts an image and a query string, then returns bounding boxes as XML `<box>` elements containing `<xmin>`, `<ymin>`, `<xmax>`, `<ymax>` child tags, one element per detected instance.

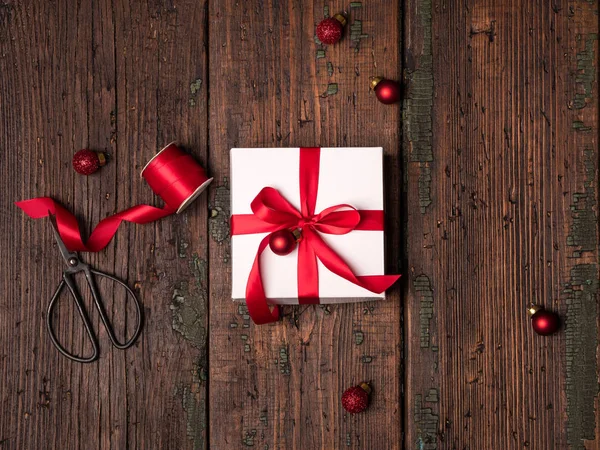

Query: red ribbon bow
<box><xmin>231</xmin><ymin>147</ymin><xmax>400</xmax><ymax>324</ymax></box>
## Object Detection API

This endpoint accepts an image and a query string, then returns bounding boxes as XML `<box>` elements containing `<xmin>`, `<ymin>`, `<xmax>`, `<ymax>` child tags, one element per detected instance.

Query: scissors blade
<box><xmin>48</xmin><ymin>214</ymin><xmax>78</xmax><ymax>265</ymax></box>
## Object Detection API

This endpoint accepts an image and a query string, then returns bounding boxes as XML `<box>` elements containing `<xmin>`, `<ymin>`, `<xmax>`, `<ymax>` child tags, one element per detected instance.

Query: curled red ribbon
<box><xmin>231</xmin><ymin>147</ymin><xmax>400</xmax><ymax>324</ymax></box>
<box><xmin>15</xmin><ymin>143</ymin><xmax>212</xmax><ymax>252</ymax></box>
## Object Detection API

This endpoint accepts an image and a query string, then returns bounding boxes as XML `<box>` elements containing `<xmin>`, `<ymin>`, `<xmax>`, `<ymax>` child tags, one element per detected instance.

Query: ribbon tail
<box><xmin>297</xmin><ymin>239</ymin><xmax>320</xmax><ymax>304</ymax></box>
<box><xmin>245</xmin><ymin>235</ymin><xmax>281</xmax><ymax>324</ymax></box>
<box><xmin>16</xmin><ymin>197</ymin><xmax>173</xmax><ymax>252</ymax></box>
<box><xmin>354</xmin><ymin>274</ymin><xmax>402</xmax><ymax>292</ymax></box>
<box><xmin>304</xmin><ymin>227</ymin><xmax>400</xmax><ymax>294</ymax></box>
<box><xmin>16</xmin><ymin>198</ymin><xmax>88</xmax><ymax>251</ymax></box>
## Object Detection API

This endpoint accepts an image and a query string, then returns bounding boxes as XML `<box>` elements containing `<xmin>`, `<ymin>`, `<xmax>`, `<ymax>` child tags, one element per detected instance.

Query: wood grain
<box><xmin>207</xmin><ymin>1</ymin><xmax>402</xmax><ymax>449</ymax></box>
<box><xmin>0</xmin><ymin>1</ymin><xmax>208</xmax><ymax>449</ymax></box>
<box><xmin>403</xmin><ymin>0</ymin><xmax>599</xmax><ymax>449</ymax></box>
<box><xmin>2</xmin><ymin>0</ymin><xmax>600</xmax><ymax>448</ymax></box>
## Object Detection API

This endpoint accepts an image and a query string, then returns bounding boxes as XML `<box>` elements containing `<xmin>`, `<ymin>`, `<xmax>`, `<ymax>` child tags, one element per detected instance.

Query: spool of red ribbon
<box><xmin>16</xmin><ymin>143</ymin><xmax>212</xmax><ymax>252</ymax></box>
<box><xmin>140</xmin><ymin>143</ymin><xmax>213</xmax><ymax>213</ymax></box>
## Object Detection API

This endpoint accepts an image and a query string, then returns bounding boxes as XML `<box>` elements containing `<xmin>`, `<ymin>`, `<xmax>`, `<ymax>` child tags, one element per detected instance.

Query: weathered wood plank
<box><xmin>561</xmin><ymin>2</ymin><xmax>599</xmax><ymax>448</ymax></box>
<box><xmin>404</xmin><ymin>0</ymin><xmax>599</xmax><ymax>448</ymax></box>
<box><xmin>207</xmin><ymin>1</ymin><xmax>402</xmax><ymax>448</ymax></box>
<box><xmin>0</xmin><ymin>1</ymin><xmax>209</xmax><ymax>448</ymax></box>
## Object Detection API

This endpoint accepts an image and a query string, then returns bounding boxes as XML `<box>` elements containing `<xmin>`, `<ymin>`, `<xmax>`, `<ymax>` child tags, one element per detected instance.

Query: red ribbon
<box><xmin>15</xmin><ymin>143</ymin><xmax>212</xmax><ymax>252</ymax></box>
<box><xmin>231</xmin><ymin>147</ymin><xmax>400</xmax><ymax>324</ymax></box>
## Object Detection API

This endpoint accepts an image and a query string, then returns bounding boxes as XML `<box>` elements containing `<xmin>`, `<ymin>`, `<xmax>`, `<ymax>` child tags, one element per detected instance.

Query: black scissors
<box><xmin>47</xmin><ymin>215</ymin><xmax>143</xmax><ymax>363</ymax></box>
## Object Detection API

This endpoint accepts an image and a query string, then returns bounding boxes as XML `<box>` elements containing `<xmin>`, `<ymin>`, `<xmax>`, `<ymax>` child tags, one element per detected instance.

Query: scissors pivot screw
<box><xmin>68</xmin><ymin>257</ymin><xmax>78</xmax><ymax>266</ymax></box>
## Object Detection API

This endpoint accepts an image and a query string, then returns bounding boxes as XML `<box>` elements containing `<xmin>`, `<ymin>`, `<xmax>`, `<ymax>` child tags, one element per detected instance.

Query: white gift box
<box><xmin>230</xmin><ymin>147</ymin><xmax>386</xmax><ymax>305</ymax></box>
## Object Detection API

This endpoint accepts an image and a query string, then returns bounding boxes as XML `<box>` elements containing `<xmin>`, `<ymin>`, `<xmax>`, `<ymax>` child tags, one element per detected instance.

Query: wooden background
<box><xmin>0</xmin><ymin>0</ymin><xmax>598</xmax><ymax>449</ymax></box>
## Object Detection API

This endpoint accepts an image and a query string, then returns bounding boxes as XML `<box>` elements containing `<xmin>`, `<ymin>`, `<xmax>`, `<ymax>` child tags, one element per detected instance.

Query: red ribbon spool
<box><xmin>141</xmin><ymin>143</ymin><xmax>213</xmax><ymax>213</ymax></box>
<box><xmin>16</xmin><ymin>143</ymin><xmax>212</xmax><ymax>252</ymax></box>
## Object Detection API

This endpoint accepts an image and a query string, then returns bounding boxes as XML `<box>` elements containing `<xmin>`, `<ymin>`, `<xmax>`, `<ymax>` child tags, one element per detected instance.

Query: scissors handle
<box><xmin>47</xmin><ymin>266</ymin><xmax>143</xmax><ymax>363</ymax></box>
<box><xmin>47</xmin><ymin>275</ymin><xmax>99</xmax><ymax>363</ymax></box>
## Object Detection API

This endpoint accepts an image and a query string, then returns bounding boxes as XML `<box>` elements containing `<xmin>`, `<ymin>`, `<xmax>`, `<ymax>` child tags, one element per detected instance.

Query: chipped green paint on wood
<box><xmin>242</xmin><ymin>429</ymin><xmax>257</xmax><ymax>447</ymax></box>
<box><xmin>322</xmin><ymin>83</ymin><xmax>338</xmax><ymax>97</ymax></box>
<box><xmin>234</xmin><ymin>302</ymin><xmax>252</xmax><ymax>341</ymax></box>
<box><xmin>323</xmin><ymin>5</ymin><xmax>329</xmax><ymax>18</ymax></box>
<box><xmin>259</xmin><ymin>408</ymin><xmax>268</xmax><ymax>426</ymax></box>
<box><xmin>565</xmin><ymin>146</ymin><xmax>599</xmax><ymax>448</ymax></box>
<box><xmin>209</xmin><ymin>181</ymin><xmax>231</xmax><ymax>263</ymax></box>
<box><xmin>353</xmin><ymin>330</ymin><xmax>364</xmax><ymax>345</ymax></box>
<box><xmin>572</xmin><ymin>120</ymin><xmax>592</xmax><ymax>131</ymax></box>
<box><xmin>277</xmin><ymin>346</ymin><xmax>291</xmax><ymax>375</ymax></box>
<box><xmin>241</xmin><ymin>334</ymin><xmax>251</xmax><ymax>352</ymax></box>
<box><xmin>327</xmin><ymin>61</ymin><xmax>333</xmax><ymax>77</ymax></box>
<box><xmin>170</xmin><ymin>255</ymin><xmax>208</xmax><ymax>349</ymax></box>
<box><xmin>316</xmin><ymin>49</ymin><xmax>326</xmax><ymax>59</ymax></box>
<box><xmin>414</xmin><ymin>275</ymin><xmax>433</xmax><ymax>348</ymax></box>
<box><xmin>565</xmin><ymin>22</ymin><xmax>599</xmax><ymax>448</ymax></box>
<box><xmin>189</xmin><ymin>78</ymin><xmax>202</xmax><ymax>107</ymax></box>
<box><xmin>179</xmin><ymin>361</ymin><xmax>207</xmax><ymax>450</ymax></box>
<box><xmin>567</xmin><ymin>147</ymin><xmax>597</xmax><ymax>253</ymax></box>
<box><xmin>573</xmin><ymin>33</ymin><xmax>598</xmax><ymax>109</ymax></box>
<box><xmin>238</xmin><ymin>303</ymin><xmax>251</xmax><ymax>322</ymax></box>
<box><xmin>414</xmin><ymin>390</ymin><xmax>439</xmax><ymax>450</ymax></box>
<box><xmin>424</xmin><ymin>388</ymin><xmax>438</xmax><ymax>403</ymax></box>
<box><xmin>319</xmin><ymin>304</ymin><xmax>332</xmax><ymax>314</ymax></box>
<box><xmin>349</xmin><ymin>19</ymin><xmax>368</xmax><ymax>52</ymax></box>
<box><xmin>179</xmin><ymin>240</ymin><xmax>190</xmax><ymax>258</ymax></box>
<box><xmin>564</xmin><ymin>264</ymin><xmax>598</xmax><ymax>449</ymax></box>
<box><xmin>170</xmin><ymin>254</ymin><xmax>208</xmax><ymax>449</ymax></box>
<box><xmin>404</xmin><ymin>0</ymin><xmax>434</xmax><ymax>214</ymax></box>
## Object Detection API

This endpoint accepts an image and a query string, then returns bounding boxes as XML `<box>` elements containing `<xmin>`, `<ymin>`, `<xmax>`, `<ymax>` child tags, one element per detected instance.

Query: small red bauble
<box><xmin>269</xmin><ymin>229</ymin><xmax>300</xmax><ymax>256</ymax></box>
<box><xmin>528</xmin><ymin>305</ymin><xmax>560</xmax><ymax>336</ymax></box>
<box><xmin>341</xmin><ymin>382</ymin><xmax>371</xmax><ymax>414</ymax></box>
<box><xmin>316</xmin><ymin>14</ymin><xmax>347</xmax><ymax>45</ymax></box>
<box><xmin>72</xmin><ymin>149</ymin><xmax>106</xmax><ymax>175</ymax></box>
<box><xmin>371</xmin><ymin>77</ymin><xmax>402</xmax><ymax>104</ymax></box>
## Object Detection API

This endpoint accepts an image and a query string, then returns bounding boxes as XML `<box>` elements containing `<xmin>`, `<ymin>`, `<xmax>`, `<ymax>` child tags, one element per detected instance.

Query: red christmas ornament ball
<box><xmin>371</xmin><ymin>77</ymin><xmax>402</xmax><ymax>104</ymax></box>
<box><xmin>341</xmin><ymin>382</ymin><xmax>371</xmax><ymax>414</ymax></box>
<box><xmin>72</xmin><ymin>149</ymin><xmax>106</xmax><ymax>175</ymax></box>
<box><xmin>316</xmin><ymin>14</ymin><xmax>346</xmax><ymax>45</ymax></box>
<box><xmin>269</xmin><ymin>229</ymin><xmax>297</xmax><ymax>256</ymax></box>
<box><xmin>529</xmin><ymin>305</ymin><xmax>560</xmax><ymax>336</ymax></box>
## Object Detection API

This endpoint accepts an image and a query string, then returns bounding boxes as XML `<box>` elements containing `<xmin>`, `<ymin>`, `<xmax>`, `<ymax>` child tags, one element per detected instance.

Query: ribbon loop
<box><xmin>311</xmin><ymin>205</ymin><xmax>361</xmax><ymax>234</ymax></box>
<box><xmin>250</xmin><ymin>187</ymin><xmax>302</xmax><ymax>226</ymax></box>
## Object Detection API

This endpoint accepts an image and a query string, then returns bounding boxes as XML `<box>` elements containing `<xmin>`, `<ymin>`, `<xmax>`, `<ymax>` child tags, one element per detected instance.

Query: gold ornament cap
<box><xmin>292</xmin><ymin>228</ymin><xmax>302</xmax><ymax>241</ymax></box>
<box><xmin>527</xmin><ymin>304</ymin><xmax>543</xmax><ymax>316</ymax></box>
<box><xmin>333</xmin><ymin>13</ymin><xmax>347</xmax><ymax>27</ymax></box>
<box><xmin>370</xmin><ymin>76</ymin><xmax>383</xmax><ymax>90</ymax></box>
<box><xmin>358</xmin><ymin>382</ymin><xmax>371</xmax><ymax>394</ymax></box>
<box><xmin>97</xmin><ymin>152</ymin><xmax>107</xmax><ymax>166</ymax></box>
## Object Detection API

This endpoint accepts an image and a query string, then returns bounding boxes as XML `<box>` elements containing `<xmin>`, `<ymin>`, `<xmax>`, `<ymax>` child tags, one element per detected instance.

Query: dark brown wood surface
<box><xmin>0</xmin><ymin>0</ymin><xmax>598</xmax><ymax>449</ymax></box>
<box><xmin>0</xmin><ymin>1</ymin><xmax>209</xmax><ymax>449</ymax></box>
<box><xmin>404</xmin><ymin>0</ymin><xmax>600</xmax><ymax>449</ymax></box>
